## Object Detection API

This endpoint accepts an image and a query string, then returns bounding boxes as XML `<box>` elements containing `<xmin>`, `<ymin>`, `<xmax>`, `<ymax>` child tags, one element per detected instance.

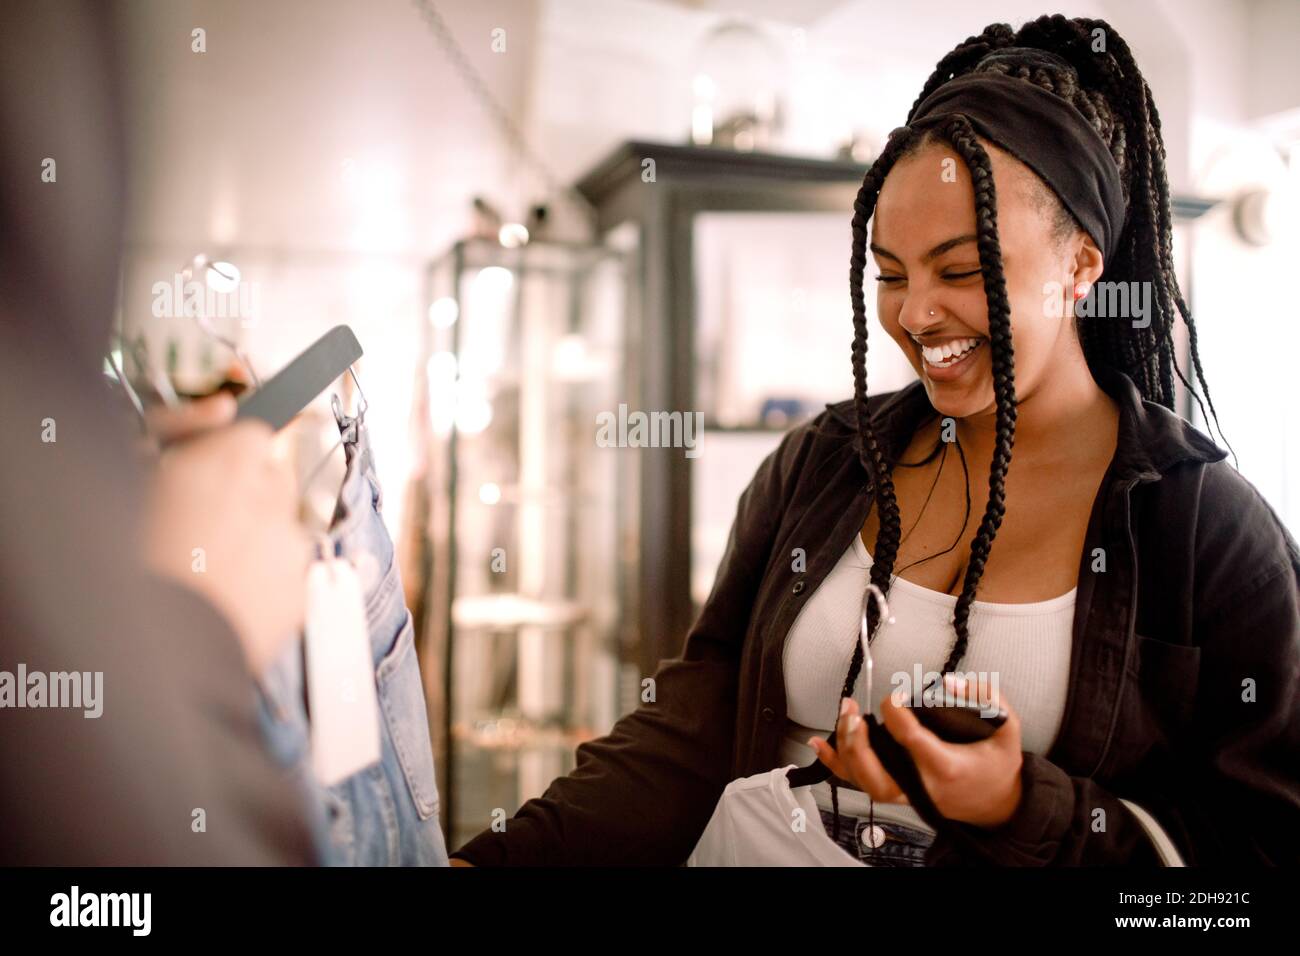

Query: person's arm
<box><xmin>0</xmin><ymin>365</ymin><xmax>320</xmax><ymax>865</ymax></box>
<box><xmin>926</xmin><ymin>467</ymin><xmax>1300</xmax><ymax>866</ymax></box>
<box><xmin>0</xmin><ymin>0</ymin><xmax>317</xmax><ymax>865</ymax></box>
<box><xmin>451</xmin><ymin>422</ymin><xmax>815</xmax><ymax>865</ymax></box>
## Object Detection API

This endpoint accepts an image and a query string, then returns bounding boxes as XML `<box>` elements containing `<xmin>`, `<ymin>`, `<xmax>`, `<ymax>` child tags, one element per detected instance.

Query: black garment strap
<box><xmin>907</xmin><ymin>70</ymin><xmax>1126</xmax><ymax>264</ymax></box>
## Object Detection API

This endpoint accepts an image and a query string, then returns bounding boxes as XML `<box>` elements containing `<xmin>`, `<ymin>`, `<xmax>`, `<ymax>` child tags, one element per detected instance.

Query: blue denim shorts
<box><xmin>818</xmin><ymin>807</ymin><xmax>934</xmax><ymax>867</ymax></box>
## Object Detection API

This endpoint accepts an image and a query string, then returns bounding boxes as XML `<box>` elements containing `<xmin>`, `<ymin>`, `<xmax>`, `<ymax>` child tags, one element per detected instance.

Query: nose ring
<box><xmin>928</xmin><ymin>310</ymin><xmax>935</xmax><ymax>316</ymax></box>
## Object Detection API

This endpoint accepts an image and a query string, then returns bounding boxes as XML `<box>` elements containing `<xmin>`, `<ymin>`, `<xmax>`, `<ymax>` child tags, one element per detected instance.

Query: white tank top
<box><xmin>779</xmin><ymin>532</ymin><xmax>1076</xmax><ymax>831</ymax></box>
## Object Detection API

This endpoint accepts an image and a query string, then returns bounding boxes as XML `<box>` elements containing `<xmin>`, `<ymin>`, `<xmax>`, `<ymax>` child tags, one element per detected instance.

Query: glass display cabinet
<box><xmin>574</xmin><ymin>141</ymin><xmax>894</xmax><ymax>671</ymax></box>
<box><xmin>413</xmin><ymin>237</ymin><xmax>633</xmax><ymax>851</ymax></box>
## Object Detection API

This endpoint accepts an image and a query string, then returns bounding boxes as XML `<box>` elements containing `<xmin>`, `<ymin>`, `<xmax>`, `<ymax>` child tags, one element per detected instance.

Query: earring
<box><xmin>1074</xmin><ymin>282</ymin><xmax>1090</xmax><ymax>300</ymax></box>
<box><xmin>928</xmin><ymin>309</ymin><xmax>936</xmax><ymax>316</ymax></box>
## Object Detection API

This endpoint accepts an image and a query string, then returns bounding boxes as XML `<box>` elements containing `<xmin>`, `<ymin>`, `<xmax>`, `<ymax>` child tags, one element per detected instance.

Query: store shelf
<box><xmin>451</xmin><ymin>593</ymin><xmax>588</xmax><ymax>630</ymax></box>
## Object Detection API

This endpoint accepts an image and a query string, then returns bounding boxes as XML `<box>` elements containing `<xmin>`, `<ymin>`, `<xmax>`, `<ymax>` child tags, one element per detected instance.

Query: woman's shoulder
<box><xmin>1152</xmin><ymin>455</ymin><xmax>1300</xmax><ymax>619</ymax></box>
<box><xmin>777</xmin><ymin>392</ymin><xmax>895</xmax><ymax>461</ymax></box>
<box><xmin>747</xmin><ymin>397</ymin><xmax>881</xmax><ymax>507</ymax></box>
<box><xmin>1197</xmin><ymin>458</ymin><xmax>1297</xmax><ymax>574</ymax></box>
<box><xmin>1129</xmin><ymin>396</ymin><xmax>1296</xmax><ymax>584</ymax></box>
<box><xmin>756</xmin><ymin>388</ymin><xmax>924</xmax><ymax>506</ymax></box>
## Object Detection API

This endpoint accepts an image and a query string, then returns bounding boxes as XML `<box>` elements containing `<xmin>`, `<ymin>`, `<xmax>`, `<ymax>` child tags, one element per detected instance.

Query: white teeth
<box><xmin>921</xmin><ymin>337</ymin><xmax>982</xmax><ymax>366</ymax></box>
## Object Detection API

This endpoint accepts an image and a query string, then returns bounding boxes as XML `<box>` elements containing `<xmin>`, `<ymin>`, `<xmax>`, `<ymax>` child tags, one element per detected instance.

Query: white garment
<box><xmin>780</xmin><ymin>532</ymin><xmax>1076</xmax><ymax>827</ymax></box>
<box><xmin>687</xmin><ymin>766</ymin><xmax>864</xmax><ymax>866</ymax></box>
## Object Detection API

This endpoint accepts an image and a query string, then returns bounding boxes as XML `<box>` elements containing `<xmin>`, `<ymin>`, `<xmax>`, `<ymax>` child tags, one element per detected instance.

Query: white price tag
<box><xmin>304</xmin><ymin>556</ymin><xmax>381</xmax><ymax>785</ymax></box>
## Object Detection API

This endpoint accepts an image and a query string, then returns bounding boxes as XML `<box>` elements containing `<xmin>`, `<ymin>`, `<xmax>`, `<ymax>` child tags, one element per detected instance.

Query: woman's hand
<box><xmin>808</xmin><ymin>674</ymin><xmax>1025</xmax><ymax>828</ymax></box>
<box><xmin>143</xmin><ymin>406</ymin><xmax>311</xmax><ymax>678</ymax></box>
<box><xmin>144</xmin><ymin>391</ymin><xmax>240</xmax><ymax>447</ymax></box>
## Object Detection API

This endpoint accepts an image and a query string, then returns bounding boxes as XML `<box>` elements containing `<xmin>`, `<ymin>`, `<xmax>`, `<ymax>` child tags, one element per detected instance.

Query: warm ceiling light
<box><xmin>428</xmin><ymin>297</ymin><xmax>460</xmax><ymax>328</ymax></box>
<box><xmin>498</xmin><ymin>223</ymin><xmax>530</xmax><ymax>248</ymax></box>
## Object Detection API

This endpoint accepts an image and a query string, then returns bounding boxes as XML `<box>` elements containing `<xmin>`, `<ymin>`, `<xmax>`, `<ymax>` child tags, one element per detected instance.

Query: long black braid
<box><xmin>836</xmin><ymin>15</ymin><xmax>1232</xmax><ymax>741</ymax></box>
<box><xmin>839</xmin><ymin>112</ymin><xmax>1015</xmax><ymax>701</ymax></box>
<box><xmin>830</xmin><ymin>115</ymin><xmax>1013</xmax><ymax>847</ymax></box>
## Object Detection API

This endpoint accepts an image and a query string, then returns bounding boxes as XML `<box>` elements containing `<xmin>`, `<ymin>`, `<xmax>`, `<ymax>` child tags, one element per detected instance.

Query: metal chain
<box><xmin>409</xmin><ymin>0</ymin><xmax>598</xmax><ymax>230</ymax></box>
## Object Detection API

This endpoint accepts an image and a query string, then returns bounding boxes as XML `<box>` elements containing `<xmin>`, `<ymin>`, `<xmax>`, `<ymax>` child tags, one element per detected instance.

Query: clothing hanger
<box><xmin>104</xmin><ymin>345</ymin><xmax>148</xmax><ymax>427</ymax></box>
<box><xmin>122</xmin><ymin>333</ymin><xmax>183</xmax><ymax>409</ymax></box>
<box><xmin>786</xmin><ymin>577</ymin><xmax>971</xmax><ymax>856</ymax></box>
<box><xmin>784</xmin><ymin>583</ymin><xmax>896</xmax><ymax>855</ymax></box>
<box><xmin>104</xmin><ymin>329</ymin><xmax>177</xmax><ymax>426</ymax></box>
<box><xmin>230</xmin><ymin>325</ymin><xmax>367</xmax><ymax>535</ymax></box>
<box><xmin>111</xmin><ymin>301</ymin><xmax>362</xmax><ymax>438</ymax></box>
<box><xmin>169</xmin><ymin>260</ymin><xmax>361</xmax><ymax>432</ymax></box>
<box><xmin>236</xmin><ymin>325</ymin><xmax>363</xmax><ymax>431</ymax></box>
<box><xmin>297</xmin><ymin>378</ymin><xmax>369</xmax><ymax>501</ymax></box>
<box><xmin>786</xmin><ymin>582</ymin><xmax>894</xmax><ymax>789</ymax></box>
<box><xmin>184</xmin><ymin>253</ymin><xmax>263</xmax><ymax>390</ymax></box>
<box><xmin>109</xmin><ymin>310</ymin><xmax>369</xmax><ymax>539</ymax></box>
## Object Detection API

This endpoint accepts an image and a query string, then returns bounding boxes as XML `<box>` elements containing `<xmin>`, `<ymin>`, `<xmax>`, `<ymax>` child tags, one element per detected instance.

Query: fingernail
<box><xmin>846</xmin><ymin>714</ymin><xmax>861</xmax><ymax>734</ymax></box>
<box><xmin>207</xmin><ymin>392</ymin><xmax>236</xmax><ymax>415</ymax></box>
<box><xmin>840</xmin><ymin>697</ymin><xmax>852</xmax><ymax>716</ymax></box>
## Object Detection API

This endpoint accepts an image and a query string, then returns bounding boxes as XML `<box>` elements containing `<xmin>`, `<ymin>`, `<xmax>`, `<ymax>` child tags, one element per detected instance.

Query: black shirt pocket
<box><xmin>1121</xmin><ymin>633</ymin><xmax>1201</xmax><ymax>752</ymax></box>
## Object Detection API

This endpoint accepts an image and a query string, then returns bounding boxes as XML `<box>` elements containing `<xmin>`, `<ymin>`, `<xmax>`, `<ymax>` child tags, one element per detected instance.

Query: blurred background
<box><xmin>108</xmin><ymin>0</ymin><xmax>1300</xmax><ymax>851</ymax></box>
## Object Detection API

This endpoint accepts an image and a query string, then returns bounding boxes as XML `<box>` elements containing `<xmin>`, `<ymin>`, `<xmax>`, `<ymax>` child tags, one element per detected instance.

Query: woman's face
<box><xmin>871</xmin><ymin>138</ymin><xmax>1096</xmax><ymax>420</ymax></box>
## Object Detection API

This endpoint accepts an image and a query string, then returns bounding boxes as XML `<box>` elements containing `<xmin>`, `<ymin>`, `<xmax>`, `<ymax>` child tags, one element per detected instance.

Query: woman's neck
<box><xmin>952</xmin><ymin>365</ymin><xmax>1119</xmax><ymax>467</ymax></box>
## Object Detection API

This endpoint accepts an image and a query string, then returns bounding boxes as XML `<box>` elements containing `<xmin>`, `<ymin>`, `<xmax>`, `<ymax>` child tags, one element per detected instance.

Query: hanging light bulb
<box><xmin>428</xmin><ymin>297</ymin><xmax>460</xmax><ymax>328</ymax></box>
<box><xmin>498</xmin><ymin>223</ymin><xmax>530</xmax><ymax>248</ymax></box>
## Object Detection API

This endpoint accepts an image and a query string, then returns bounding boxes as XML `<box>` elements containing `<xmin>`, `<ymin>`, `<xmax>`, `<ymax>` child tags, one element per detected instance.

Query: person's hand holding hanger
<box><xmin>810</xmin><ymin>674</ymin><xmax>1026</xmax><ymax>828</ymax></box>
<box><xmin>142</xmin><ymin>392</ymin><xmax>311</xmax><ymax>677</ymax></box>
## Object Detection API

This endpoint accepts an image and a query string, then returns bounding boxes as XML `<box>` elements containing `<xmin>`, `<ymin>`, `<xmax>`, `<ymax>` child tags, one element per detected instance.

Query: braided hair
<box><xmin>839</xmin><ymin>15</ymin><xmax>1229</xmax><ymax>701</ymax></box>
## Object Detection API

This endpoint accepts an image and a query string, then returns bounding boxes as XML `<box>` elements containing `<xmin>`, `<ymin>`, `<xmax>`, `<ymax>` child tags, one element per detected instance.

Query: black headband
<box><xmin>906</xmin><ymin>70</ymin><xmax>1127</xmax><ymax>264</ymax></box>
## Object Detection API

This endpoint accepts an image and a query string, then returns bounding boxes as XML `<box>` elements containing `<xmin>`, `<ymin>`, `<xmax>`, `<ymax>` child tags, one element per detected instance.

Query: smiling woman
<box><xmin>449</xmin><ymin>14</ymin><xmax>1300</xmax><ymax>868</ymax></box>
<box><xmin>848</xmin><ymin>25</ymin><xmax>1211</xmax><ymax>664</ymax></box>
<box><xmin>815</xmin><ymin>15</ymin><xmax>1297</xmax><ymax>865</ymax></box>
<box><xmin>858</xmin><ymin>137</ymin><xmax>1120</xmax><ymax>605</ymax></box>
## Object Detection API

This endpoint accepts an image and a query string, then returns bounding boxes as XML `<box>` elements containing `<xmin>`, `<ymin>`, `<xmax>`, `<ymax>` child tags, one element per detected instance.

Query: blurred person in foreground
<box><xmin>0</xmin><ymin>0</ymin><xmax>316</xmax><ymax>864</ymax></box>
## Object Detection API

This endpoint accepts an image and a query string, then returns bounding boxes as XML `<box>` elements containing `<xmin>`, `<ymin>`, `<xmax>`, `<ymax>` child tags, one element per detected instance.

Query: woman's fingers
<box><xmin>808</xmin><ymin>735</ymin><xmax>849</xmax><ymax>780</ymax></box>
<box><xmin>881</xmin><ymin>688</ymin><xmax>951</xmax><ymax>771</ymax></box>
<box><xmin>145</xmin><ymin>392</ymin><xmax>237</xmax><ymax>445</ymax></box>
<box><xmin>835</xmin><ymin>698</ymin><xmax>908</xmax><ymax>803</ymax></box>
<box><xmin>944</xmin><ymin>673</ymin><xmax>1022</xmax><ymax>748</ymax></box>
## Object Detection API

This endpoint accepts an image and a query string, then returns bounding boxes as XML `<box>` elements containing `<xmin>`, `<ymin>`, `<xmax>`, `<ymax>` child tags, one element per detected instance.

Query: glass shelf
<box><xmin>412</xmin><ymin>237</ymin><xmax>634</xmax><ymax>851</ymax></box>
